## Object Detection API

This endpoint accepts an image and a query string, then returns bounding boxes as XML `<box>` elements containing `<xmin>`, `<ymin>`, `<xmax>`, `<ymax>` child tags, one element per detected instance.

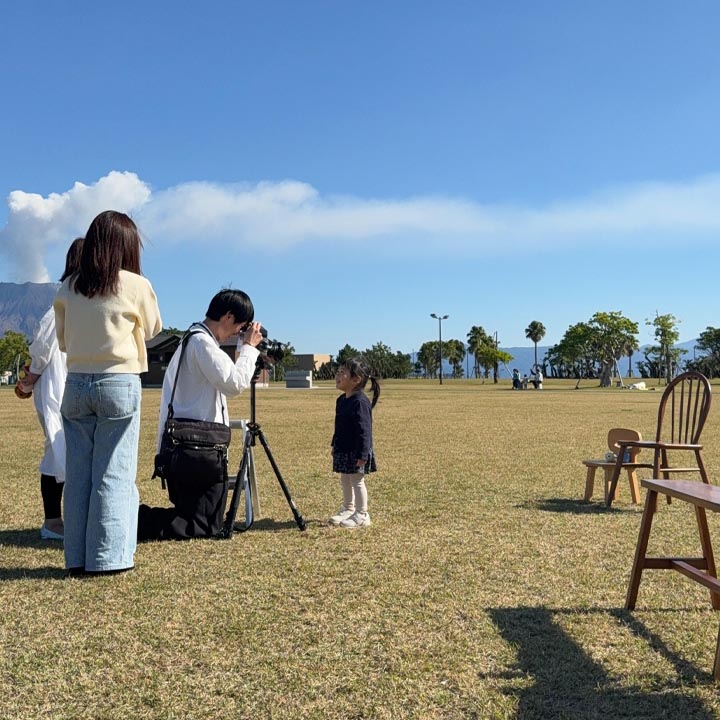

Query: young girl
<box><xmin>329</xmin><ymin>357</ymin><xmax>380</xmax><ymax>528</ymax></box>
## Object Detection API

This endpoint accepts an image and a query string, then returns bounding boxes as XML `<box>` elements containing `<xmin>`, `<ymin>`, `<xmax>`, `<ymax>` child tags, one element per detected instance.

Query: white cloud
<box><xmin>0</xmin><ymin>171</ymin><xmax>151</xmax><ymax>282</ymax></box>
<box><xmin>2</xmin><ymin>171</ymin><xmax>720</xmax><ymax>282</ymax></box>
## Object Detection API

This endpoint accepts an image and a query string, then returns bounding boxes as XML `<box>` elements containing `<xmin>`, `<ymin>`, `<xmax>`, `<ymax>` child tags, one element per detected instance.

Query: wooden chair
<box><xmin>606</xmin><ymin>371</ymin><xmax>712</xmax><ymax>507</ymax></box>
<box><xmin>583</xmin><ymin>428</ymin><xmax>643</xmax><ymax>504</ymax></box>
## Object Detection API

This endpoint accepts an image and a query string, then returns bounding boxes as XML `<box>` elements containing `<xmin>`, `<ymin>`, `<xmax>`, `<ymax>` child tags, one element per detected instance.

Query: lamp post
<box><xmin>430</xmin><ymin>313</ymin><xmax>449</xmax><ymax>384</ymax></box>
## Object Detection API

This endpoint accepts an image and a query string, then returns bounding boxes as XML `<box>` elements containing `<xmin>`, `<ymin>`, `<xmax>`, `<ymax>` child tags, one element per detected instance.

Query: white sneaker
<box><xmin>339</xmin><ymin>511</ymin><xmax>371</xmax><ymax>528</ymax></box>
<box><xmin>329</xmin><ymin>507</ymin><xmax>355</xmax><ymax>525</ymax></box>
<box><xmin>40</xmin><ymin>523</ymin><xmax>64</xmax><ymax>540</ymax></box>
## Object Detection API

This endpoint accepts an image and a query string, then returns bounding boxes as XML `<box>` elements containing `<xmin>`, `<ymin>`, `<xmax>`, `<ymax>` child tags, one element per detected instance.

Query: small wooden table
<box><xmin>626</xmin><ymin>478</ymin><xmax>720</xmax><ymax>680</ymax></box>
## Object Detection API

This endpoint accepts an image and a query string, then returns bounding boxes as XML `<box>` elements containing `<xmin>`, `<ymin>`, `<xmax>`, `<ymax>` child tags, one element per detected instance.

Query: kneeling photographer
<box><xmin>138</xmin><ymin>289</ymin><xmax>262</xmax><ymax>541</ymax></box>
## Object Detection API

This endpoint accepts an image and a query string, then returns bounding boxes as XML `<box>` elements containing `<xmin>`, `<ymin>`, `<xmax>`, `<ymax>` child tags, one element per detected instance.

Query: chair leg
<box><xmin>606</xmin><ymin>457</ymin><xmax>624</xmax><ymax>508</ymax></box>
<box><xmin>697</xmin><ymin>450</ymin><xmax>710</xmax><ymax>485</ymax></box>
<box><xmin>584</xmin><ymin>466</ymin><xmax>597</xmax><ymax>502</ymax></box>
<box><xmin>714</xmin><ymin>625</ymin><xmax>720</xmax><ymax>681</ymax></box>
<box><xmin>604</xmin><ymin>467</ymin><xmax>617</xmax><ymax>504</ymax></box>
<box><xmin>626</xmin><ymin>489</ymin><xmax>658</xmax><ymax>610</ymax></box>
<box><xmin>695</xmin><ymin>505</ymin><xmax>720</xmax><ymax>610</ymax></box>
<box><xmin>627</xmin><ymin>469</ymin><xmax>640</xmax><ymax>504</ymax></box>
<box><xmin>661</xmin><ymin>448</ymin><xmax>673</xmax><ymax>504</ymax></box>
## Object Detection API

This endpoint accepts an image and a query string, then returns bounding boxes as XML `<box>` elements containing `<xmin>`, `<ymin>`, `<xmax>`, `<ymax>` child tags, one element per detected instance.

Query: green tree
<box><xmin>547</xmin><ymin>322</ymin><xmax>597</xmax><ymax>384</ymax></box>
<box><xmin>362</xmin><ymin>342</ymin><xmax>395</xmax><ymax>379</ymax></box>
<box><xmin>588</xmin><ymin>311</ymin><xmax>639</xmax><ymax>387</ymax></box>
<box><xmin>392</xmin><ymin>350</ymin><xmax>413</xmax><ymax>379</ymax></box>
<box><xmin>271</xmin><ymin>340</ymin><xmax>295</xmax><ymax>381</ymax></box>
<box><xmin>0</xmin><ymin>331</ymin><xmax>30</xmax><ymax>373</ymax></box>
<box><xmin>314</xmin><ymin>359</ymin><xmax>336</xmax><ymax>380</ymax></box>
<box><xmin>474</xmin><ymin>344</ymin><xmax>513</xmax><ymax>383</ymax></box>
<box><xmin>647</xmin><ymin>313</ymin><xmax>681</xmax><ymax>383</ymax></box>
<box><xmin>444</xmin><ymin>339</ymin><xmax>466</xmax><ymax>378</ymax></box>
<box><xmin>336</xmin><ymin>344</ymin><xmax>361</xmax><ymax>365</ymax></box>
<box><xmin>361</xmin><ymin>343</ymin><xmax>412</xmax><ymax>379</ymax></box>
<box><xmin>524</xmin><ymin>320</ymin><xmax>546</xmax><ymax>370</ymax></box>
<box><xmin>418</xmin><ymin>341</ymin><xmax>439</xmax><ymax>378</ymax></box>
<box><xmin>694</xmin><ymin>327</ymin><xmax>720</xmax><ymax>377</ymax></box>
<box><xmin>466</xmin><ymin>325</ymin><xmax>492</xmax><ymax>378</ymax></box>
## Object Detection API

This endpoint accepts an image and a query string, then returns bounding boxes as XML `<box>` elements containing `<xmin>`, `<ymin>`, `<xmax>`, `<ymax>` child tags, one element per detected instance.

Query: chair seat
<box><xmin>583</xmin><ymin>459</ymin><xmax>649</xmax><ymax>470</ymax></box>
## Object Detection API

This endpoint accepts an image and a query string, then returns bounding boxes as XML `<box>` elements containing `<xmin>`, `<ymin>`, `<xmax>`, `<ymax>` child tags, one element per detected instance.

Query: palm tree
<box><xmin>466</xmin><ymin>325</ymin><xmax>491</xmax><ymax>378</ymax></box>
<box><xmin>525</xmin><ymin>320</ymin><xmax>547</xmax><ymax>370</ymax></box>
<box><xmin>444</xmin><ymin>339</ymin><xmax>466</xmax><ymax>378</ymax></box>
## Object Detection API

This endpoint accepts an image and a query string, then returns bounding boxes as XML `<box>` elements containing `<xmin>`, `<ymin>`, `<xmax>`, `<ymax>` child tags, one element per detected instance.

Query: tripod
<box><xmin>220</xmin><ymin>364</ymin><xmax>306</xmax><ymax>537</ymax></box>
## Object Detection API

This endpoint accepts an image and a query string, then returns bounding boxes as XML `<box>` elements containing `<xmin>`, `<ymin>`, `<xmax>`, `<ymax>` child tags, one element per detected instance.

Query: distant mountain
<box><xmin>0</xmin><ymin>282</ymin><xmax>59</xmax><ymax>339</ymax></box>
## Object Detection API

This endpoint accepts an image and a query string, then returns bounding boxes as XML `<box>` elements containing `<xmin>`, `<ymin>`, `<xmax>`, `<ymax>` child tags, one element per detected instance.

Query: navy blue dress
<box><xmin>331</xmin><ymin>391</ymin><xmax>377</xmax><ymax>474</ymax></box>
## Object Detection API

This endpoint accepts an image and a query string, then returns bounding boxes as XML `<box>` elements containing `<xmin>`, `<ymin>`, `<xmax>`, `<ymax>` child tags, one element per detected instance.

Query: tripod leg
<box><xmin>255</xmin><ymin>428</ymin><xmax>306</xmax><ymax>531</ymax></box>
<box><xmin>221</xmin><ymin>429</ymin><xmax>255</xmax><ymax>538</ymax></box>
<box><xmin>248</xmin><ymin>444</ymin><xmax>261</xmax><ymax>518</ymax></box>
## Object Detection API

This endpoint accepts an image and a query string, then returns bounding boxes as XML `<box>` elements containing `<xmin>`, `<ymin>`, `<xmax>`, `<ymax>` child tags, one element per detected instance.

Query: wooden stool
<box><xmin>582</xmin><ymin>428</ymin><xmax>643</xmax><ymax>503</ymax></box>
<box><xmin>583</xmin><ymin>460</ymin><xmax>641</xmax><ymax>504</ymax></box>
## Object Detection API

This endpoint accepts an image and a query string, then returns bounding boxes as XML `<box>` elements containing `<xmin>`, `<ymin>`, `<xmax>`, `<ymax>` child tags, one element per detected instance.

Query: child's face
<box><xmin>335</xmin><ymin>366</ymin><xmax>361</xmax><ymax>395</ymax></box>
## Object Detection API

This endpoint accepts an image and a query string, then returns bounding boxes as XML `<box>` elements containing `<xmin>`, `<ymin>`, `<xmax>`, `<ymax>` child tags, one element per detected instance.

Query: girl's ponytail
<box><xmin>369</xmin><ymin>374</ymin><xmax>381</xmax><ymax>408</ymax></box>
<box><xmin>342</xmin><ymin>356</ymin><xmax>381</xmax><ymax>407</ymax></box>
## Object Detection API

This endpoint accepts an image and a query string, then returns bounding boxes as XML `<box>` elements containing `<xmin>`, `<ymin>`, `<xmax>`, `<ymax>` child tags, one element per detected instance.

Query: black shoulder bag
<box><xmin>152</xmin><ymin>327</ymin><xmax>232</xmax><ymax>536</ymax></box>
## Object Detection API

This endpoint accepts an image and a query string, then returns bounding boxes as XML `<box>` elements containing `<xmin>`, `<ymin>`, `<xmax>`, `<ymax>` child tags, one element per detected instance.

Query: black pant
<box><xmin>41</xmin><ymin>474</ymin><xmax>63</xmax><ymax>519</ymax></box>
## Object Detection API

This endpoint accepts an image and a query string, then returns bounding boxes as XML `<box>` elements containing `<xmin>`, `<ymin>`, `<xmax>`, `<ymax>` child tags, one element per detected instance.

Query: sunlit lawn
<box><xmin>2</xmin><ymin>378</ymin><xmax>720</xmax><ymax>719</ymax></box>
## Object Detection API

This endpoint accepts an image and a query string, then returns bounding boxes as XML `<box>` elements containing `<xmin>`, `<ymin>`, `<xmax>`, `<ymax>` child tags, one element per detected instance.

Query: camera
<box><xmin>257</xmin><ymin>326</ymin><xmax>287</xmax><ymax>365</ymax></box>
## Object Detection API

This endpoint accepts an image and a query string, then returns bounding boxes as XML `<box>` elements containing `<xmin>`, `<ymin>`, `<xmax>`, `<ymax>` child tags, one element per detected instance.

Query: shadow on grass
<box><xmin>0</xmin><ymin>528</ymin><xmax>64</xmax><ymax>548</ymax></box>
<box><xmin>242</xmin><ymin>518</ymin><xmax>303</xmax><ymax>533</ymax></box>
<box><xmin>609</xmin><ymin>608</ymin><xmax>709</xmax><ymax>684</ymax></box>
<box><xmin>520</xmin><ymin>498</ymin><xmax>636</xmax><ymax>515</ymax></box>
<box><xmin>487</xmin><ymin>606</ymin><xmax>715</xmax><ymax>719</ymax></box>
<box><xmin>0</xmin><ymin>566</ymin><xmax>66</xmax><ymax>581</ymax></box>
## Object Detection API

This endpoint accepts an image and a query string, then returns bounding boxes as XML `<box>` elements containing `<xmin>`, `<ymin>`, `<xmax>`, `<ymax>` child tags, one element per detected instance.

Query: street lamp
<box><xmin>430</xmin><ymin>313</ymin><xmax>449</xmax><ymax>384</ymax></box>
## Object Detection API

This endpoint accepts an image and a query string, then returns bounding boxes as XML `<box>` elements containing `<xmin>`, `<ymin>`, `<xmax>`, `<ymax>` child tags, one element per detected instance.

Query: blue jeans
<box><xmin>61</xmin><ymin>373</ymin><xmax>141</xmax><ymax>571</ymax></box>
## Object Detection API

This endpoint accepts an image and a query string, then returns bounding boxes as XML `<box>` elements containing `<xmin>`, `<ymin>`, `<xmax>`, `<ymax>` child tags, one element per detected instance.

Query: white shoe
<box><xmin>329</xmin><ymin>507</ymin><xmax>355</xmax><ymax>525</ymax></box>
<box><xmin>40</xmin><ymin>523</ymin><xmax>64</xmax><ymax>540</ymax></box>
<box><xmin>339</xmin><ymin>511</ymin><xmax>371</xmax><ymax>528</ymax></box>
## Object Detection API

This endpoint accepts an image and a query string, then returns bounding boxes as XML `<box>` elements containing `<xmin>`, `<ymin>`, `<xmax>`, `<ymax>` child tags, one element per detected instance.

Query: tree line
<box><xmin>4</xmin><ymin>313</ymin><xmax>720</xmax><ymax>384</ymax></box>
<box><xmin>545</xmin><ymin>313</ymin><xmax>720</xmax><ymax>385</ymax></box>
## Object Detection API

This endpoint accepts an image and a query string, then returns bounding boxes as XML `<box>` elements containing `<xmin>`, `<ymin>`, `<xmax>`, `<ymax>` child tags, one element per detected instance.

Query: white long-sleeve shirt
<box><xmin>156</xmin><ymin>323</ymin><xmax>260</xmax><ymax>450</ymax></box>
<box><xmin>28</xmin><ymin>307</ymin><xmax>67</xmax><ymax>481</ymax></box>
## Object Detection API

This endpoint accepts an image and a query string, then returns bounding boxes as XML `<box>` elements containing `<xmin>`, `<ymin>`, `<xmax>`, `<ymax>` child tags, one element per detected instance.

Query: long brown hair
<box><xmin>59</xmin><ymin>237</ymin><xmax>84</xmax><ymax>282</ymax></box>
<box><xmin>73</xmin><ymin>211</ymin><xmax>143</xmax><ymax>297</ymax></box>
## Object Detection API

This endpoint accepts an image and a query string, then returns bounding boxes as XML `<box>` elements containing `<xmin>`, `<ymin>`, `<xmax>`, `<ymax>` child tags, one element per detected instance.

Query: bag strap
<box><xmin>167</xmin><ymin>323</ymin><xmax>226</xmax><ymax>423</ymax></box>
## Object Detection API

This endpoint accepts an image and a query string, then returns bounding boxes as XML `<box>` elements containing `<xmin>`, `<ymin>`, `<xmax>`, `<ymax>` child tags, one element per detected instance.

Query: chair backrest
<box><xmin>607</xmin><ymin>428</ymin><xmax>642</xmax><ymax>461</ymax></box>
<box><xmin>655</xmin><ymin>371</ymin><xmax>712</xmax><ymax>444</ymax></box>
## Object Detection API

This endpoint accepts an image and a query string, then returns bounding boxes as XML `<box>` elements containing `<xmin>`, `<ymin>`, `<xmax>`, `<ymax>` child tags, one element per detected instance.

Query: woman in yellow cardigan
<box><xmin>54</xmin><ymin>211</ymin><xmax>162</xmax><ymax>576</ymax></box>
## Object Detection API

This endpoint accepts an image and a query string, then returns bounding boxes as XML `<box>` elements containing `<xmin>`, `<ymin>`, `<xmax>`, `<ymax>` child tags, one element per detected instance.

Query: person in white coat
<box><xmin>18</xmin><ymin>238</ymin><xmax>84</xmax><ymax>540</ymax></box>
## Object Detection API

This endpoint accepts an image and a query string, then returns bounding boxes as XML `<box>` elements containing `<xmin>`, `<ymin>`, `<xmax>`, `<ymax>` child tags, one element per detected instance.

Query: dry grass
<box><xmin>3</xmin><ymin>379</ymin><xmax>720</xmax><ymax>719</ymax></box>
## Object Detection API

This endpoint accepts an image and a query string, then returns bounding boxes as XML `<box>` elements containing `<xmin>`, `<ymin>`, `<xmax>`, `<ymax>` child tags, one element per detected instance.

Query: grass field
<box><xmin>3</xmin><ymin>379</ymin><xmax>720</xmax><ymax>719</ymax></box>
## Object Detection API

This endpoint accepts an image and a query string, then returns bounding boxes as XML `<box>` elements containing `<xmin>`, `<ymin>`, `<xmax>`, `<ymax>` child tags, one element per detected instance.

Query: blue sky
<box><xmin>1</xmin><ymin>2</ymin><xmax>719</xmax><ymax>355</ymax></box>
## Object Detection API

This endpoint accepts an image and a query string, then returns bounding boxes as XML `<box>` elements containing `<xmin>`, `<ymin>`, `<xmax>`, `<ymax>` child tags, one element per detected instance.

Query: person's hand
<box><xmin>243</xmin><ymin>322</ymin><xmax>263</xmax><ymax>347</ymax></box>
<box><xmin>14</xmin><ymin>381</ymin><xmax>33</xmax><ymax>399</ymax></box>
<box><xmin>356</xmin><ymin>458</ymin><xmax>366</xmax><ymax>469</ymax></box>
<box><xmin>23</xmin><ymin>370</ymin><xmax>40</xmax><ymax>386</ymax></box>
